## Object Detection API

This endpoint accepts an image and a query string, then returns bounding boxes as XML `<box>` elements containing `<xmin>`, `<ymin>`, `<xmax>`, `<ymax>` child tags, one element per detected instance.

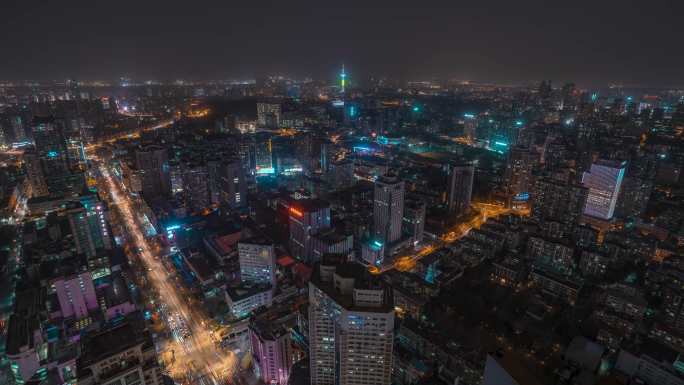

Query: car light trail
<box><xmin>98</xmin><ymin>163</ymin><xmax>236</xmax><ymax>384</ymax></box>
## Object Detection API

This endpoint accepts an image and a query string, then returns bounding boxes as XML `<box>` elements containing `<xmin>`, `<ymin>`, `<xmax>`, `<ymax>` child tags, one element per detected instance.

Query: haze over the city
<box><xmin>2</xmin><ymin>0</ymin><xmax>684</xmax><ymax>86</ymax></box>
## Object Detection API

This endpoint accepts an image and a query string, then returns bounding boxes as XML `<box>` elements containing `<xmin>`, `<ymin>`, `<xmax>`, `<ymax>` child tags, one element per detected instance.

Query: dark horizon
<box><xmin>2</xmin><ymin>0</ymin><xmax>683</xmax><ymax>88</ymax></box>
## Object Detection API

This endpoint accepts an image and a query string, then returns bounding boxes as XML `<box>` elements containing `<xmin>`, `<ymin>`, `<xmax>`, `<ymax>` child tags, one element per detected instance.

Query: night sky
<box><xmin>1</xmin><ymin>0</ymin><xmax>682</xmax><ymax>86</ymax></box>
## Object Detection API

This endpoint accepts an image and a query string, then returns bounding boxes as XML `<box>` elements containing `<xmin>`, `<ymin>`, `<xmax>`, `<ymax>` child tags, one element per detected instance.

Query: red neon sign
<box><xmin>289</xmin><ymin>207</ymin><xmax>303</xmax><ymax>218</ymax></box>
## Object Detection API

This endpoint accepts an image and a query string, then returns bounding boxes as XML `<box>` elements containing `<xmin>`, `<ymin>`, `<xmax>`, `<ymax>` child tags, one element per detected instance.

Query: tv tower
<box><xmin>340</xmin><ymin>64</ymin><xmax>347</xmax><ymax>93</ymax></box>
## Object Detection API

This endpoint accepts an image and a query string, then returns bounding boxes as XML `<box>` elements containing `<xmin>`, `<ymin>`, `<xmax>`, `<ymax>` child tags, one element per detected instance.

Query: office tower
<box><xmin>134</xmin><ymin>145</ymin><xmax>169</xmax><ymax>199</ymax></box>
<box><xmin>217</xmin><ymin>158</ymin><xmax>247</xmax><ymax>209</ymax></box>
<box><xmin>32</xmin><ymin>116</ymin><xmax>70</xmax><ymax>176</ymax></box>
<box><xmin>582</xmin><ymin>160</ymin><xmax>626</xmax><ymax>220</ymax></box>
<box><xmin>403</xmin><ymin>199</ymin><xmax>425</xmax><ymax>246</ymax></box>
<box><xmin>66</xmin><ymin>137</ymin><xmax>87</xmax><ymax>169</ymax></box>
<box><xmin>328</xmin><ymin>159</ymin><xmax>354</xmax><ymax>189</ymax></box>
<box><xmin>207</xmin><ymin>159</ymin><xmax>222</xmax><ymax>205</ymax></box>
<box><xmin>23</xmin><ymin>148</ymin><xmax>48</xmax><ymax>197</ymax></box>
<box><xmin>24</xmin><ymin>117</ymin><xmax>85</xmax><ymax>196</ymax></box>
<box><xmin>25</xmin><ymin>116</ymin><xmax>85</xmax><ymax>197</ymax></box>
<box><xmin>308</xmin><ymin>257</ymin><xmax>394</xmax><ymax>385</ymax></box>
<box><xmin>320</xmin><ymin>140</ymin><xmax>333</xmax><ymax>173</ymax></box>
<box><xmin>10</xmin><ymin>115</ymin><xmax>26</xmax><ymax>142</ymax></box>
<box><xmin>67</xmin><ymin>199</ymin><xmax>111</xmax><ymax>257</ymax></box>
<box><xmin>463</xmin><ymin>113</ymin><xmax>477</xmax><ymax>141</ymax></box>
<box><xmin>532</xmin><ymin>177</ymin><xmax>588</xmax><ymax>228</ymax></box>
<box><xmin>289</xmin><ymin>199</ymin><xmax>331</xmax><ymax>262</ymax></box>
<box><xmin>77</xmin><ymin>319</ymin><xmax>163</xmax><ymax>385</ymax></box>
<box><xmin>257</xmin><ymin>102</ymin><xmax>281</xmax><ymax>128</ymax></box>
<box><xmin>447</xmin><ymin>163</ymin><xmax>474</xmax><ymax>215</ymax></box>
<box><xmin>252</xmin><ymin>136</ymin><xmax>274</xmax><ymax>175</ymax></box>
<box><xmin>239</xmin><ymin>238</ymin><xmax>276</xmax><ymax>287</ymax></box>
<box><xmin>168</xmin><ymin>160</ymin><xmax>184</xmax><ymax>197</ymax></box>
<box><xmin>311</xmin><ymin>228</ymin><xmax>354</xmax><ymax>262</ymax></box>
<box><xmin>373</xmin><ymin>173</ymin><xmax>405</xmax><ymax>245</ymax></box>
<box><xmin>505</xmin><ymin>146</ymin><xmax>537</xmax><ymax>200</ymax></box>
<box><xmin>249</xmin><ymin>309</ymin><xmax>296</xmax><ymax>385</ymax></box>
<box><xmin>181</xmin><ymin>162</ymin><xmax>210</xmax><ymax>212</ymax></box>
<box><xmin>616</xmin><ymin>176</ymin><xmax>652</xmax><ymax>220</ymax></box>
<box><xmin>0</xmin><ymin>125</ymin><xmax>6</xmax><ymax>147</ymax></box>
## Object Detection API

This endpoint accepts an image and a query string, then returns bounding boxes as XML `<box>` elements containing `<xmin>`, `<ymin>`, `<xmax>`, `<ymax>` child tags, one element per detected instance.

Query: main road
<box><xmin>97</xmin><ymin>162</ymin><xmax>236</xmax><ymax>385</ymax></box>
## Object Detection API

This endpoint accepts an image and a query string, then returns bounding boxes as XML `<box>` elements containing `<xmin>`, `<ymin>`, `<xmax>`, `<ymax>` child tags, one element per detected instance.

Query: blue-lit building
<box><xmin>362</xmin><ymin>239</ymin><xmax>385</xmax><ymax>266</ymax></box>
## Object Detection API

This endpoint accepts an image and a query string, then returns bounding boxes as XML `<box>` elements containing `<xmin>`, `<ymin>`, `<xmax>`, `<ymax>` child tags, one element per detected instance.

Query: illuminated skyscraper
<box><xmin>447</xmin><ymin>163</ymin><xmax>474</xmax><ymax>215</ymax></box>
<box><xmin>215</xmin><ymin>157</ymin><xmax>247</xmax><ymax>209</ymax></box>
<box><xmin>239</xmin><ymin>238</ymin><xmax>276</xmax><ymax>287</ymax></box>
<box><xmin>257</xmin><ymin>102</ymin><xmax>281</xmax><ymax>128</ymax></box>
<box><xmin>504</xmin><ymin>146</ymin><xmax>538</xmax><ymax>200</ymax></box>
<box><xmin>288</xmin><ymin>199</ymin><xmax>331</xmax><ymax>262</ymax></box>
<box><xmin>181</xmin><ymin>162</ymin><xmax>210</xmax><ymax>212</ymax></box>
<box><xmin>249</xmin><ymin>309</ymin><xmax>295</xmax><ymax>385</ymax></box>
<box><xmin>373</xmin><ymin>173</ymin><xmax>405</xmax><ymax>245</ymax></box>
<box><xmin>463</xmin><ymin>113</ymin><xmax>477</xmax><ymax>141</ymax></box>
<box><xmin>308</xmin><ymin>257</ymin><xmax>394</xmax><ymax>385</ymax></box>
<box><xmin>24</xmin><ymin>116</ymin><xmax>86</xmax><ymax>198</ymax></box>
<box><xmin>582</xmin><ymin>160</ymin><xmax>626</xmax><ymax>220</ymax></box>
<box><xmin>134</xmin><ymin>145</ymin><xmax>170</xmax><ymax>199</ymax></box>
<box><xmin>32</xmin><ymin>117</ymin><xmax>69</xmax><ymax>176</ymax></box>
<box><xmin>23</xmin><ymin>148</ymin><xmax>48</xmax><ymax>197</ymax></box>
<box><xmin>67</xmin><ymin>198</ymin><xmax>112</xmax><ymax>258</ymax></box>
<box><xmin>251</xmin><ymin>134</ymin><xmax>274</xmax><ymax>175</ymax></box>
<box><xmin>403</xmin><ymin>199</ymin><xmax>425</xmax><ymax>246</ymax></box>
<box><xmin>11</xmin><ymin>115</ymin><xmax>26</xmax><ymax>143</ymax></box>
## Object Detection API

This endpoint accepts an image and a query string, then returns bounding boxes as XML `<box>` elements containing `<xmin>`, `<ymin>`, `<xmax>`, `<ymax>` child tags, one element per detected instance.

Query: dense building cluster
<box><xmin>1</xmin><ymin>74</ymin><xmax>684</xmax><ymax>385</ymax></box>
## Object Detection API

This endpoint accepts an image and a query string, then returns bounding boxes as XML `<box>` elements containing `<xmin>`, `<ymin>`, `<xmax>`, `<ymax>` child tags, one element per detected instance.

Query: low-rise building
<box><xmin>225</xmin><ymin>284</ymin><xmax>273</xmax><ymax>318</ymax></box>
<box><xmin>76</xmin><ymin>317</ymin><xmax>162</xmax><ymax>385</ymax></box>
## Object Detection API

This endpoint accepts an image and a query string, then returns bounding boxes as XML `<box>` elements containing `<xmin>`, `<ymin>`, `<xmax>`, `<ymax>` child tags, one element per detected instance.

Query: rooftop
<box><xmin>288</xmin><ymin>198</ymin><xmax>330</xmax><ymax>213</ymax></box>
<box><xmin>311</xmin><ymin>260</ymin><xmax>392</xmax><ymax>312</ymax></box>
<box><xmin>487</xmin><ymin>352</ymin><xmax>544</xmax><ymax>385</ymax></box>
<box><xmin>226</xmin><ymin>283</ymin><xmax>272</xmax><ymax>302</ymax></box>
<box><xmin>77</xmin><ymin>316</ymin><xmax>151</xmax><ymax>368</ymax></box>
<box><xmin>250</xmin><ymin>303</ymin><xmax>297</xmax><ymax>341</ymax></box>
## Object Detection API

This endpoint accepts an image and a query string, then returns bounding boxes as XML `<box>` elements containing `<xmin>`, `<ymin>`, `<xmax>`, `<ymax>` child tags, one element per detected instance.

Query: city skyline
<box><xmin>2</xmin><ymin>3</ymin><xmax>684</xmax><ymax>385</ymax></box>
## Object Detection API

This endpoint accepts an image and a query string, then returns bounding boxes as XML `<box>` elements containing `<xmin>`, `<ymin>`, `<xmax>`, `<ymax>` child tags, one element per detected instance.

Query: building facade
<box><xmin>447</xmin><ymin>163</ymin><xmax>474</xmax><ymax>215</ymax></box>
<box><xmin>373</xmin><ymin>173</ymin><xmax>405</xmax><ymax>245</ymax></box>
<box><xmin>308</xmin><ymin>258</ymin><xmax>394</xmax><ymax>385</ymax></box>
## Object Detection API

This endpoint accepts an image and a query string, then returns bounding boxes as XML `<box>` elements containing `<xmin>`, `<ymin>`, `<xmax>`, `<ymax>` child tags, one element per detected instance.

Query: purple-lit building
<box><xmin>249</xmin><ymin>313</ymin><xmax>295</xmax><ymax>385</ymax></box>
<box><xmin>52</xmin><ymin>271</ymin><xmax>98</xmax><ymax>320</ymax></box>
